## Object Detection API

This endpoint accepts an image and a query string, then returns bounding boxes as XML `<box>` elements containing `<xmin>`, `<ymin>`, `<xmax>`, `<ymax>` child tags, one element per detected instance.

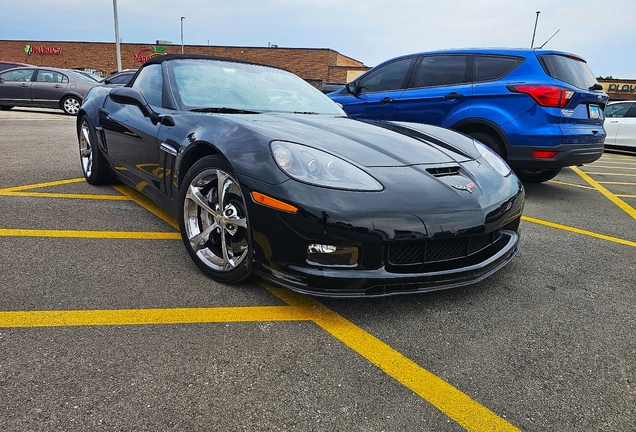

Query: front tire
<box><xmin>179</xmin><ymin>156</ymin><xmax>253</xmax><ymax>283</ymax></box>
<box><xmin>514</xmin><ymin>168</ymin><xmax>562</xmax><ymax>183</ymax></box>
<box><xmin>62</xmin><ymin>96</ymin><xmax>81</xmax><ymax>115</ymax></box>
<box><xmin>78</xmin><ymin>116</ymin><xmax>110</xmax><ymax>185</ymax></box>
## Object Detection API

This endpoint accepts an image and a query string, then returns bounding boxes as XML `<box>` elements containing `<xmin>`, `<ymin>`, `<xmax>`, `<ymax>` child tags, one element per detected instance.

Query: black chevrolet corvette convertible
<box><xmin>77</xmin><ymin>54</ymin><xmax>524</xmax><ymax>297</ymax></box>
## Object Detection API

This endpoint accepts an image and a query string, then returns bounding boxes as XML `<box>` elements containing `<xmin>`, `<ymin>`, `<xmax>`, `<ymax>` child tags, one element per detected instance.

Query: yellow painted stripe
<box><xmin>0</xmin><ymin>178</ymin><xmax>85</xmax><ymax>192</ymax></box>
<box><xmin>0</xmin><ymin>191</ymin><xmax>130</xmax><ymax>200</ymax></box>
<box><xmin>571</xmin><ymin>166</ymin><xmax>636</xmax><ymax>220</ymax></box>
<box><xmin>0</xmin><ymin>306</ymin><xmax>311</xmax><ymax>328</ymax></box>
<box><xmin>0</xmin><ymin>228</ymin><xmax>180</xmax><ymax>240</ymax></box>
<box><xmin>586</xmin><ymin>165</ymin><xmax>636</xmax><ymax>170</ymax></box>
<box><xmin>598</xmin><ymin>181</ymin><xmax>636</xmax><ymax>186</ymax></box>
<box><xmin>522</xmin><ymin>216</ymin><xmax>636</xmax><ymax>247</ymax></box>
<box><xmin>266</xmin><ymin>286</ymin><xmax>520</xmax><ymax>432</ymax></box>
<box><xmin>581</xmin><ymin>171</ymin><xmax>636</xmax><ymax>177</ymax></box>
<box><xmin>112</xmin><ymin>184</ymin><xmax>180</xmax><ymax>230</ymax></box>
<box><xmin>546</xmin><ymin>180</ymin><xmax>594</xmax><ymax>190</ymax></box>
<box><xmin>616</xmin><ymin>194</ymin><xmax>636</xmax><ymax>199</ymax></box>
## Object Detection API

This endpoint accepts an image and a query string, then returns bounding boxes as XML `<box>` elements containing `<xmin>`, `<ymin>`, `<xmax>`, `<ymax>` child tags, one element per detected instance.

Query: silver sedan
<box><xmin>0</xmin><ymin>66</ymin><xmax>99</xmax><ymax>115</ymax></box>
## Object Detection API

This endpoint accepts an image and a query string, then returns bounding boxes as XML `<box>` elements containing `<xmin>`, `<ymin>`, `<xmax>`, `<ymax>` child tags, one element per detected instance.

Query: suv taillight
<box><xmin>507</xmin><ymin>85</ymin><xmax>574</xmax><ymax>108</ymax></box>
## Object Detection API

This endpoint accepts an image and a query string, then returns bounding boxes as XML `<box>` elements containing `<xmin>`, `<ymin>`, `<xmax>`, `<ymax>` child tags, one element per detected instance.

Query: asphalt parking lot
<box><xmin>0</xmin><ymin>108</ymin><xmax>634</xmax><ymax>432</ymax></box>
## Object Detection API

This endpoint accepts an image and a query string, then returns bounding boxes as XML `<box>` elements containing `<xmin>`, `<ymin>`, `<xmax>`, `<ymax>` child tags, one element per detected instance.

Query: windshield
<box><xmin>538</xmin><ymin>54</ymin><xmax>599</xmax><ymax>90</ymax></box>
<box><xmin>168</xmin><ymin>59</ymin><xmax>345</xmax><ymax>115</ymax></box>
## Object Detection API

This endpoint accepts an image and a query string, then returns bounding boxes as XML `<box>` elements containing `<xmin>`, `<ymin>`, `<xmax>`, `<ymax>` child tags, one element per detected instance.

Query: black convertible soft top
<box><xmin>142</xmin><ymin>53</ymin><xmax>288</xmax><ymax>73</ymax></box>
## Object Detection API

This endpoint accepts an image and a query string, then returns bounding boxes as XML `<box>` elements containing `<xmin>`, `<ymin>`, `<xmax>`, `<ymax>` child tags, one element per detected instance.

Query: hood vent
<box><xmin>426</xmin><ymin>166</ymin><xmax>461</xmax><ymax>177</ymax></box>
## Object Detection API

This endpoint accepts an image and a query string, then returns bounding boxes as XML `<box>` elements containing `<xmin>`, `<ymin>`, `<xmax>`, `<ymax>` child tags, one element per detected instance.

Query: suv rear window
<box><xmin>538</xmin><ymin>54</ymin><xmax>599</xmax><ymax>90</ymax></box>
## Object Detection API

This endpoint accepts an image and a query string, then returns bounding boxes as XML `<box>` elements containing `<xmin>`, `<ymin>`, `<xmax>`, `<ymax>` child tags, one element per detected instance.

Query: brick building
<box><xmin>0</xmin><ymin>40</ymin><xmax>368</xmax><ymax>89</ymax></box>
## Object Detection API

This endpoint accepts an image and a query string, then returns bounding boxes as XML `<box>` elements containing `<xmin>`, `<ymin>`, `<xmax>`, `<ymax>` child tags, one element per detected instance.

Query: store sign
<box><xmin>24</xmin><ymin>44</ymin><xmax>62</xmax><ymax>55</ymax></box>
<box><xmin>607</xmin><ymin>83</ymin><xmax>636</xmax><ymax>93</ymax></box>
<box><xmin>134</xmin><ymin>45</ymin><xmax>165</xmax><ymax>63</ymax></box>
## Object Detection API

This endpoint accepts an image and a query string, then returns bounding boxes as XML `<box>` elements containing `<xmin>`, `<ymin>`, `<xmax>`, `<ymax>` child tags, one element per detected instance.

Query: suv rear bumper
<box><xmin>506</xmin><ymin>143</ymin><xmax>605</xmax><ymax>169</ymax></box>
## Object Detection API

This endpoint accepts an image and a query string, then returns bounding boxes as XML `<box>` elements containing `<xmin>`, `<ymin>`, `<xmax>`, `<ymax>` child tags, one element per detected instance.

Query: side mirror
<box><xmin>110</xmin><ymin>87</ymin><xmax>149</xmax><ymax>110</ymax></box>
<box><xmin>0</xmin><ymin>78</ymin><xmax>4</xmax><ymax>84</ymax></box>
<box><xmin>346</xmin><ymin>82</ymin><xmax>358</xmax><ymax>95</ymax></box>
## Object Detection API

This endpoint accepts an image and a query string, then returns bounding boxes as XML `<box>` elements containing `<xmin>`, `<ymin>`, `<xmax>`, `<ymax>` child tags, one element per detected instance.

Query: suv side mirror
<box><xmin>346</xmin><ymin>82</ymin><xmax>358</xmax><ymax>95</ymax></box>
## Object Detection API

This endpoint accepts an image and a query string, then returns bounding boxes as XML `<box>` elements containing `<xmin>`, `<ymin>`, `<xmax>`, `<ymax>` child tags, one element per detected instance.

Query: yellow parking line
<box><xmin>581</xmin><ymin>172</ymin><xmax>636</xmax><ymax>177</ymax></box>
<box><xmin>587</xmin><ymin>165</ymin><xmax>636</xmax><ymax>170</ymax></box>
<box><xmin>0</xmin><ymin>178</ymin><xmax>86</xmax><ymax>192</ymax></box>
<box><xmin>547</xmin><ymin>180</ymin><xmax>594</xmax><ymax>190</ymax></box>
<box><xmin>0</xmin><ymin>191</ymin><xmax>130</xmax><ymax>200</ymax></box>
<box><xmin>598</xmin><ymin>181</ymin><xmax>636</xmax><ymax>186</ymax></box>
<box><xmin>266</xmin><ymin>286</ymin><xmax>520</xmax><ymax>431</ymax></box>
<box><xmin>0</xmin><ymin>228</ymin><xmax>180</xmax><ymax>240</ymax></box>
<box><xmin>571</xmin><ymin>166</ymin><xmax>636</xmax><ymax>221</ymax></box>
<box><xmin>0</xmin><ymin>306</ymin><xmax>311</xmax><ymax>328</ymax></box>
<box><xmin>522</xmin><ymin>216</ymin><xmax>636</xmax><ymax>247</ymax></box>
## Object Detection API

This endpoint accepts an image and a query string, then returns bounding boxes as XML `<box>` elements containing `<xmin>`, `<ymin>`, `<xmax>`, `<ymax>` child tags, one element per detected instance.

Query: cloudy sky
<box><xmin>1</xmin><ymin>0</ymin><xmax>632</xmax><ymax>78</ymax></box>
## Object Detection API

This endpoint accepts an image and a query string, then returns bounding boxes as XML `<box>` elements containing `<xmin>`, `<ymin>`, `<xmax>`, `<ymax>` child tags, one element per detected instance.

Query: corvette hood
<box><xmin>229</xmin><ymin>114</ymin><xmax>476</xmax><ymax>167</ymax></box>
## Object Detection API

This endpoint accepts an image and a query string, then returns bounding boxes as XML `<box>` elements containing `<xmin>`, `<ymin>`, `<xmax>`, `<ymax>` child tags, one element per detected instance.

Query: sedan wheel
<box><xmin>78</xmin><ymin>116</ymin><xmax>110</xmax><ymax>184</ymax></box>
<box><xmin>62</xmin><ymin>96</ymin><xmax>81</xmax><ymax>115</ymax></box>
<box><xmin>179</xmin><ymin>156</ymin><xmax>252</xmax><ymax>283</ymax></box>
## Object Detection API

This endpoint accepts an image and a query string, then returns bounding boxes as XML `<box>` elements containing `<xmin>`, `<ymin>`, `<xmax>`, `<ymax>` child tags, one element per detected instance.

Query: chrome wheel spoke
<box><xmin>186</xmin><ymin>184</ymin><xmax>220</xmax><ymax>219</ymax></box>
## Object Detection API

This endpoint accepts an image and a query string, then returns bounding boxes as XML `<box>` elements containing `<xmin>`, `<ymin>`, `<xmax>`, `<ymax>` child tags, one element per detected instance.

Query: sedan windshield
<box><xmin>168</xmin><ymin>59</ymin><xmax>345</xmax><ymax>115</ymax></box>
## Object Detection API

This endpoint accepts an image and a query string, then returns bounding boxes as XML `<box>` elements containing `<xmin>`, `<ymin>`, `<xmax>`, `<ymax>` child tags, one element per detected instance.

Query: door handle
<box><xmin>380</xmin><ymin>97</ymin><xmax>394</xmax><ymax>104</ymax></box>
<box><xmin>444</xmin><ymin>92</ymin><xmax>464</xmax><ymax>100</ymax></box>
<box><xmin>20</xmin><ymin>83</ymin><xmax>29</xmax><ymax>87</ymax></box>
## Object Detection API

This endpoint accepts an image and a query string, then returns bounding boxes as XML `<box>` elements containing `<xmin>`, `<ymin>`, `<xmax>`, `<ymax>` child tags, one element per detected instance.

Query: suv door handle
<box><xmin>444</xmin><ymin>92</ymin><xmax>464</xmax><ymax>100</ymax></box>
<box><xmin>380</xmin><ymin>97</ymin><xmax>394</xmax><ymax>104</ymax></box>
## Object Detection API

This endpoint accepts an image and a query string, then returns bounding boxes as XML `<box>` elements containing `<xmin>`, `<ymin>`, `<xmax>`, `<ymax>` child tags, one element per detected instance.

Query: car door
<box><xmin>100</xmin><ymin>64</ymin><xmax>166</xmax><ymax>200</ymax></box>
<box><xmin>603</xmin><ymin>102</ymin><xmax>632</xmax><ymax>146</ymax></box>
<box><xmin>30</xmin><ymin>70</ymin><xmax>69</xmax><ymax>108</ymax></box>
<box><xmin>395</xmin><ymin>54</ymin><xmax>473</xmax><ymax>127</ymax></box>
<box><xmin>613</xmin><ymin>103</ymin><xmax>636</xmax><ymax>148</ymax></box>
<box><xmin>0</xmin><ymin>68</ymin><xmax>36</xmax><ymax>106</ymax></box>
<box><xmin>338</xmin><ymin>57</ymin><xmax>415</xmax><ymax>120</ymax></box>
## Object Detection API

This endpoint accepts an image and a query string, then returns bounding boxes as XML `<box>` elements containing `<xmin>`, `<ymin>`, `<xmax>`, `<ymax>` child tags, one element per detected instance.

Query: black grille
<box><xmin>387</xmin><ymin>231</ymin><xmax>502</xmax><ymax>268</ymax></box>
<box><xmin>426</xmin><ymin>166</ymin><xmax>461</xmax><ymax>177</ymax></box>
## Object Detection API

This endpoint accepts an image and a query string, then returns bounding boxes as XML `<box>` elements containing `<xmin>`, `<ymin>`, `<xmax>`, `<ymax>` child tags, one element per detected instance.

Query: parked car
<box><xmin>322</xmin><ymin>82</ymin><xmax>346</xmax><ymax>94</ymax></box>
<box><xmin>604</xmin><ymin>101</ymin><xmax>636</xmax><ymax>149</ymax></box>
<box><xmin>329</xmin><ymin>48</ymin><xmax>609</xmax><ymax>183</ymax></box>
<box><xmin>0</xmin><ymin>60</ymin><xmax>32</xmax><ymax>72</ymax></box>
<box><xmin>0</xmin><ymin>66</ymin><xmax>99</xmax><ymax>115</ymax></box>
<box><xmin>76</xmin><ymin>54</ymin><xmax>524</xmax><ymax>297</ymax></box>
<box><xmin>101</xmin><ymin>69</ymin><xmax>137</xmax><ymax>86</ymax></box>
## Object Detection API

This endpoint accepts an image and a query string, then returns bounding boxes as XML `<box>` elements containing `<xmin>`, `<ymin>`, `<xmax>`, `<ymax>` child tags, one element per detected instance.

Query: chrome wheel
<box><xmin>183</xmin><ymin>167</ymin><xmax>250</xmax><ymax>273</ymax></box>
<box><xmin>62</xmin><ymin>96</ymin><xmax>81</xmax><ymax>115</ymax></box>
<box><xmin>79</xmin><ymin>120</ymin><xmax>93</xmax><ymax>178</ymax></box>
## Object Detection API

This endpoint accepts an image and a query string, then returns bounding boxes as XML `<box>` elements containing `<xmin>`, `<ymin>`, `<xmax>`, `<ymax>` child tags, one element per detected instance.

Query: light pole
<box><xmin>113</xmin><ymin>0</ymin><xmax>122</xmax><ymax>71</ymax></box>
<box><xmin>531</xmin><ymin>11</ymin><xmax>540</xmax><ymax>48</ymax></box>
<box><xmin>181</xmin><ymin>17</ymin><xmax>185</xmax><ymax>54</ymax></box>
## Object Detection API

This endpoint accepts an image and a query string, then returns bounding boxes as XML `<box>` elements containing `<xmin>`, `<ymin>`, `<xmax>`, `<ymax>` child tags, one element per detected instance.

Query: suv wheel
<box><xmin>514</xmin><ymin>168</ymin><xmax>561</xmax><ymax>183</ymax></box>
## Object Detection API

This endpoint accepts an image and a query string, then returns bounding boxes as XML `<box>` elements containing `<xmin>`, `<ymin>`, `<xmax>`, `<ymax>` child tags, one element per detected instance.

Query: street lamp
<box><xmin>113</xmin><ymin>0</ymin><xmax>122</xmax><ymax>71</ymax></box>
<box><xmin>531</xmin><ymin>11</ymin><xmax>540</xmax><ymax>48</ymax></box>
<box><xmin>181</xmin><ymin>17</ymin><xmax>185</xmax><ymax>54</ymax></box>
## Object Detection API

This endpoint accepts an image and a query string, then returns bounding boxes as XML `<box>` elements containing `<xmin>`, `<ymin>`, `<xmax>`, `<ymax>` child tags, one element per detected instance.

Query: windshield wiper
<box><xmin>291</xmin><ymin>111</ymin><xmax>321</xmax><ymax>115</ymax></box>
<box><xmin>189</xmin><ymin>107</ymin><xmax>260</xmax><ymax>114</ymax></box>
<box><xmin>588</xmin><ymin>83</ymin><xmax>603</xmax><ymax>91</ymax></box>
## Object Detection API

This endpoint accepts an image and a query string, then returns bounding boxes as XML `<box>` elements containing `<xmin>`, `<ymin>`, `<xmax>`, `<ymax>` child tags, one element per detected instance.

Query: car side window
<box><xmin>0</xmin><ymin>69</ymin><xmax>35</xmax><ymax>82</ymax></box>
<box><xmin>605</xmin><ymin>103</ymin><xmax>631</xmax><ymax>118</ymax></box>
<box><xmin>132</xmin><ymin>64</ymin><xmax>163</xmax><ymax>107</ymax></box>
<box><xmin>357</xmin><ymin>58</ymin><xmax>412</xmax><ymax>94</ymax></box>
<box><xmin>474</xmin><ymin>55</ymin><xmax>523</xmax><ymax>82</ymax></box>
<box><xmin>413</xmin><ymin>55</ymin><xmax>471</xmax><ymax>88</ymax></box>
<box><xmin>625</xmin><ymin>104</ymin><xmax>636</xmax><ymax>118</ymax></box>
<box><xmin>36</xmin><ymin>71</ymin><xmax>68</xmax><ymax>83</ymax></box>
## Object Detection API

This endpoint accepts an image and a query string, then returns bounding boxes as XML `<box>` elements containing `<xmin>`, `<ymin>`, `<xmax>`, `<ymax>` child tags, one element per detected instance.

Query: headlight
<box><xmin>474</xmin><ymin>141</ymin><xmax>511</xmax><ymax>177</ymax></box>
<box><xmin>270</xmin><ymin>141</ymin><xmax>383</xmax><ymax>191</ymax></box>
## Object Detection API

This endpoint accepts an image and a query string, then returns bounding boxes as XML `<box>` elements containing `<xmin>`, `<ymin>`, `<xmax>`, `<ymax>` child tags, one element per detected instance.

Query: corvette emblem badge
<box><xmin>451</xmin><ymin>182</ymin><xmax>475</xmax><ymax>193</ymax></box>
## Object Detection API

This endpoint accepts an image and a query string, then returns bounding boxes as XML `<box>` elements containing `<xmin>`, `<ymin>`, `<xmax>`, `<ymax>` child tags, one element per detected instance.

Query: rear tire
<box><xmin>78</xmin><ymin>116</ymin><xmax>110</xmax><ymax>185</ymax></box>
<box><xmin>514</xmin><ymin>168</ymin><xmax>562</xmax><ymax>183</ymax></box>
<box><xmin>62</xmin><ymin>96</ymin><xmax>81</xmax><ymax>115</ymax></box>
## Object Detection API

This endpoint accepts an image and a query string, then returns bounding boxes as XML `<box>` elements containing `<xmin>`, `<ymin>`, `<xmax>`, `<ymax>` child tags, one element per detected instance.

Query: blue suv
<box><xmin>329</xmin><ymin>48</ymin><xmax>609</xmax><ymax>183</ymax></box>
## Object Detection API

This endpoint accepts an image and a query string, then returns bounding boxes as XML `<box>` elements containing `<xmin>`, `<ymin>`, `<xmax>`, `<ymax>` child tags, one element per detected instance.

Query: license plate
<box><xmin>588</xmin><ymin>104</ymin><xmax>601</xmax><ymax>119</ymax></box>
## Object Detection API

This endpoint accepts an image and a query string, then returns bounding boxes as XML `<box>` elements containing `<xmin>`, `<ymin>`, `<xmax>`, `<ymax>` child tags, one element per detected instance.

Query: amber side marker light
<box><xmin>533</xmin><ymin>151</ymin><xmax>559</xmax><ymax>159</ymax></box>
<box><xmin>251</xmin><ymin>191</ymin><xmax>298</xmax><ymax>213</ymax></box>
